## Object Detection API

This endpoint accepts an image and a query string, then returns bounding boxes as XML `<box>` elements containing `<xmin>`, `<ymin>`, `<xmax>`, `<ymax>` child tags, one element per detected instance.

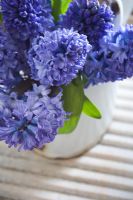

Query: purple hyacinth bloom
<box><xmin>59</xmin><ymin>0</ymin><xmax>114</xmax><ymax>48</ymax></box>
<box><xmin>84</xmin><ymin>50</ymin><xmax>108</xmax><ymax>86</ymax></box>
<box><xmin>1</xmin><ymin>0</ymin><xmax>54</xmax><ymax>41</ymax></box>
<box><xmin>84</xmin><ymin>25</ymin><xmax>133</xmax><ymax>86</ymax></box>
<box><xmin>0</xmin><ymin>84</ymin><xmax>66</xmax><ymax>151</ymax></box>
<box><xmin>0</xmin><ymin>26</ymin><xmax>25</xmax><ymax>88</ymax></box>
<box><xmin>28</xmin><ymin>28</ymin><xmax>91</xmax><ymax>86</ymax></box>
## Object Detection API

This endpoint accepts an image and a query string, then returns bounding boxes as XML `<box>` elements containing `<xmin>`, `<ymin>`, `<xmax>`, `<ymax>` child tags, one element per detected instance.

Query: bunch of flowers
<box><xmin>0</xmin><ymin>0</ymin><xmax>132</xmax><ymax>151</ymax></box>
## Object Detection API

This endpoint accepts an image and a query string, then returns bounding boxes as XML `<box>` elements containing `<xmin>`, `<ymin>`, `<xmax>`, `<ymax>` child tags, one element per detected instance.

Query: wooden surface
<box><xmin>0</xmin><ymin>80</ymin><xmax>133</xmax><ymax>200</ymax></box>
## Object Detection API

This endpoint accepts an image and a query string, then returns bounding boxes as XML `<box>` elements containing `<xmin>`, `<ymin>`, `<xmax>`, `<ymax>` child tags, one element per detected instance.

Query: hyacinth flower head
<box><xmin>0</xmin><ymin>26</ymin><xmax>26</xmax><ymax>88</ymax></box>
<box><xmin>84</xmin><ymin>25</ymin><xmax>133</xmax><ymax>86</ymax></box>
<box><xmin>28</xmin><ymin>28</ymin><xmax>91</xmax><ymax>86</ymax></box>
<box><xmin>0</xmin><ymin>84</ymin><xmax>66</xmax><ymax>150</ymax></box>
<box><xmin>1</xmin><ymin>0</ymin><xmax>54</xmax><ymax>41</ymax></box>
<box><xmin>59</xmin><ymin>0</ymin><xmax>114</xmax><ymax>48</ymax></box>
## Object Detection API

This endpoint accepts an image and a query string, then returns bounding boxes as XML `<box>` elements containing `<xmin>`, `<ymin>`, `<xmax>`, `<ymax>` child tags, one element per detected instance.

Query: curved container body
<box><xmin>42</xmin><ymin>83</ymin><xmax>117</xmax><ymax>158</ymax></box>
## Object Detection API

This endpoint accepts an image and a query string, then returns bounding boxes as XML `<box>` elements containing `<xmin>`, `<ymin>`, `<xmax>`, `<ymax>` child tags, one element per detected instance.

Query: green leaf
<box><xmin>61</xmin><ymin>0</ymin><xmax>72</xmax><ymax>14</ymax></box>
<box><xmin>82</xmin><ymin>95</ymin><xmax>102</xmax><ymax>119</ymax></box>
<box><xmin>62</xmin><ymin>77</ymin><xmax>84</xmax><ymax>115</ymax></box>
<box><xmin>52</xmin><ymin>0</ymin><xmax>72</xmax><ymax>21</ymax></box>
<box><xmin>58</xmin><ymin>115</ymin><xmax>80</xmax><ymax>134</ymax></box>
<box><xmin>51</xmin><ymin>0</ymin><xmax>62</xmax><ymax>21</ymax></box>
<box><xmin>58</xmin><ymin>76</ymin><xmax>84</xmax><ymax>134</ymax></box>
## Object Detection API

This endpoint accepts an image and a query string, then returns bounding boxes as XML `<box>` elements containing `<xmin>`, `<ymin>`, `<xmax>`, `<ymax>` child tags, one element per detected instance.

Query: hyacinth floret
<box><xmin>59</xmin><ymin>0</ymin><xmax>114</xmax><ymax>48</ymax></box>
<box><xmin>84</xmin><ymin>25</ymin><xmax>133</xmax><ymax>86</ymax></box>
<box><xmin>0</xmin><ymin>84</ymin><xmax>66</xmax><ymax>150</ymax></box>
<box><xmin>28</xmin><ymin>28</ymin><xmax>91</xmax><ymax>86</ymax></box>
<box><xmin>1</xmin><ymin>0</ymin><xmax>54</xmax><ymax>41</ymax></box>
